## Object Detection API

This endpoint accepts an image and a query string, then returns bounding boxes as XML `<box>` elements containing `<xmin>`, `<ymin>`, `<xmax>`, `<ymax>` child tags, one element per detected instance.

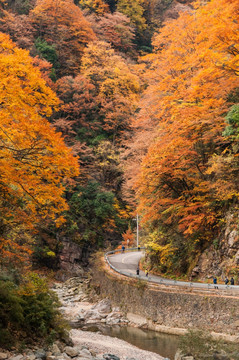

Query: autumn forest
<box><xmin>0</xmin><ymin>0</ymin><xmax>238</xmax><ymax>347</ymax></box>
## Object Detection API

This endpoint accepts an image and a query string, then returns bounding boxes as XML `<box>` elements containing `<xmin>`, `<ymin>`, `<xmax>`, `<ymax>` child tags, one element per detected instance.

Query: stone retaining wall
<box><xmin>91</xmin><ymin>261</ymin><xmax>239</xmax><ymax>338</ymax></box>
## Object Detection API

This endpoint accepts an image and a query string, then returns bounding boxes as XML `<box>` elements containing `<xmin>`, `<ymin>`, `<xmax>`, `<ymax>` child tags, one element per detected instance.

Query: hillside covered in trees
<box><xmin>0</xmin><ymin>0</ymin><xmax>238</xmax><ymax>347</ymax></box>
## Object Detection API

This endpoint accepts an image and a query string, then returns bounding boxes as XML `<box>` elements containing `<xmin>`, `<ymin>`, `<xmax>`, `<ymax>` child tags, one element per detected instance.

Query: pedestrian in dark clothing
<box><xmin>230</xmin><ymin>277</ymin><xmax>234</xmax><ymax>285</ymax></box>
<box><xmin>122</xmin><ymin>245</ymin><xmax>125</xmax><ymax>252</ymax></box>
<box><xmin>145</xmin><ymin>270</ymin><xmax>149</xmax><ymax>277</ymax></box>
<box><xmin>136</xmin><ymin>268</ymin><xmax>139</xmax><ymax>275</ymax></box>
<box><xmin>213</xmin><ymin>277</ymin><xmax>218</xmax><ymax>289</ymax></box>
<box><xmin>138</xmin><ymin>245</ymin><xmax>141</xmax><ymax>251</ymax></box>
<box><xmin>225</xmin><ymin>277</ymin><xmax>229</xmax><ymax>285</ymax></box>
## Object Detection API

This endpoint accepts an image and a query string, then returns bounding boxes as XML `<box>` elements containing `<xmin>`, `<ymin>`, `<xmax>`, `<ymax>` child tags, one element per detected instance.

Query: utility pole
<box><xmin>133</xmin><ymin>213</ymin><xmax>140</xmax><ymax>248</ymax></box>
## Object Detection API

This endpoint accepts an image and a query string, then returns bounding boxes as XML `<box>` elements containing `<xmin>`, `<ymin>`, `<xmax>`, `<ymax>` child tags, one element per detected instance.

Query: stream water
<box><xmin>80</xmin><ymin>324</ymin><xmax>180</xmax><ymax>359</ymax></box>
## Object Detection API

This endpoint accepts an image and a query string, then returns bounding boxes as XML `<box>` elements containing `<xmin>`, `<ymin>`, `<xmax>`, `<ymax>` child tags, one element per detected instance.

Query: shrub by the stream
<box><xmin>179</xmin><ymin>329</ymin><xmax>239</xmax><ymax>359</ymax></box>
<box><xmin>0</xmin><ymin>272</ymin><xmax>67</xmax><ymax>349</ymax></box>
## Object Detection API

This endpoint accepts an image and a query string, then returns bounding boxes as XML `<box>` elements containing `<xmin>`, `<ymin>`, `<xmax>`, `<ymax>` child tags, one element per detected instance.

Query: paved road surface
<box><xmin>106</xmin><ymin>250</ymin><xmax>239</xmax><ymax>292</ymax></box>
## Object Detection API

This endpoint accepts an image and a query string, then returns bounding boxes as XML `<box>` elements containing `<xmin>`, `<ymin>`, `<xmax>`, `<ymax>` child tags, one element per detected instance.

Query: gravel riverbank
<box><xmin>55</xmin><ymin>277</ymin><xmax>165</xmax><ymax>360</ymax></box>
<box><xmin>0</xmin><ymin>277</ymin><xmax>166</xmax><ymax>360</ymax></box>
<box><xmin>70</xmin><ymin>329</ymin><xmax>164</xmax><ymax>360</ymax></box>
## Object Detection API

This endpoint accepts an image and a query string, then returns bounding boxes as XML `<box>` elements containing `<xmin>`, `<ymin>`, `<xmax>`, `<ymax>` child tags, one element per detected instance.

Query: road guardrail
<box><xmin>105</xmin><ymin>248</ymin><xmax>239</xmax><ymax>293</ymax></box>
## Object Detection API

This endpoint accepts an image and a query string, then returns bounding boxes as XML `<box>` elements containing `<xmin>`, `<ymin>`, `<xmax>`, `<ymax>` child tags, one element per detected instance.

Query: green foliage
<box><xmin>116</xmin><ymin>0</ymin><xmax>147</xmax><ymax>33</ymax></box>
<box><xmin>104</xmin><ymin>0</ymin><xmax>117</xmax><ymax>12</ymax></box>
<box><xmin>143</xmin><ymin>225</ymin><xmax>190</xmax><ymax>274</ymax></box>
<box><xmin>135</xmin><ymin>278</ymin><xmax>147</xmax><ymax>292</ymax></box>
<box><xmin>33</xmin><ymin>244</ymin><xmax>59</xmax><ymax>269</ymax></box>
<box><xmin>227</xmin><ymin>87</ymin><xmax>239</xmax><ymax>103</ymax></box>
<box><xmin>32</xmin><ymin>225</ymin><xmax>61</xmax><ymax>270</ymax></box>
<box><xmin>0</xmin><ymin>273</ymin><xmax>67</xmax><ymax>349</ymax></box>
<box><xmin>35</xmin><ymin>38</ymin><xmax>58</xmax><ymax>67</ymax></box>
<box><xmin>65</xmin><ymin>181</ymin><xmax>127</xmax><ymax>247</ymax></box>
<box><xmin>8</xmin><ymin>0</ymin><xmax>34</xmax><ymax>14</ymax></box>
<box><xmin>0</xmin><ymin>280</ymin><xmax>24</xmax><ymax>347</ymax></box>
<box><xmin>179</xmin><ymin>330</ymin><xmax>215</xmax><ymax>358</ymax></box>
<box><xmin>223</xmin><ymin>105</ymin><xmax>239</xmax><ymax>138</ymax></box>
<box><xmin>78</xmin><ymin>0</ymin><xmax>109</xmax><ymax>14</ymax></box>
<box><xmin>179</xmin><ymin>329</ymin><xmax>239</xmax><ymax>359</ymax></box>
<box><xmin>213</xmin><ymin>238</ymin><xmax>219</xmax><ymax>250</ymax></box>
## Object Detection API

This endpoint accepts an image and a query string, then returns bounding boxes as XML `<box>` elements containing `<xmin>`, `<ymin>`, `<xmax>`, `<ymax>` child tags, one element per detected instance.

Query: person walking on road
<box><xmin>213</xmin><ymin>277</ymin><xmax>218</xmax><ymax>289</ymax></box>
<box><xmin>225</xmin><ymin>277</ymin><xmax>229</xmax><ymax>285</ymax></box>
<box><xmin>230</xmin><ymin>277</ymin><xmax>234</xmax><ymax>285</ymax></box>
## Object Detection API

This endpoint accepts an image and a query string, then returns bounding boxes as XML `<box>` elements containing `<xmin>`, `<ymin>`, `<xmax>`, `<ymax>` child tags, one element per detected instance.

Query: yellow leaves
<box><xmin>18</xmin><ymin>272</ymin><xmax>49</xmax><ymax>296</ymax></box>
<box><xmin>116</xmin><ymin>0</ymin><xmax>147</xmax><ymax>32</ymax></box>
<box><xmin>79</xmin><ymin>40</ymin><xmax>140</xmax><ymax>138</ymax></box>
<box><xmin>146</xmin><ymin>241</ymin><xmax>176</xmax><ymax>266</ymax></box>
<box><xmin>46</xmin><ymin>251</ymin><xmax>56</xmax><ymax>257</ymax></box>
<box><xmin>0</xmin><ymin>34</ymin><xmax>59</xmax><ymax>120</ymax></box>
<box><xmin>206</xmin><ymin>151</ymin><xmax>239</xmax><ymax>201</ymax></box>
<box><xmin>81</xmin><ymin>41</ymin><xmax>140</xmax><ymax>101</ymax></box>
<box><xmin>113</xmin><ymin>199</ymin><xmax>129</xmax><ymax>219</ymax></box>
<box><xmin>79</xmin><ymin>0</ymin><xmax>109</xmax><ymax>15</ymax></box>
<box><xmin>0</xmin><ymin>32</ymin><xmax>79</xmax><ymax>264</ymax></box>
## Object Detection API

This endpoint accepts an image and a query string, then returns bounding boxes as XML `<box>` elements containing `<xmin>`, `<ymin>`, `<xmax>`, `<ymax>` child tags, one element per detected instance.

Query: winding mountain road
<box><xmin>106</xmin><ymin>249</ymin><xmax>239</xmax><ymax>292</ymax></box>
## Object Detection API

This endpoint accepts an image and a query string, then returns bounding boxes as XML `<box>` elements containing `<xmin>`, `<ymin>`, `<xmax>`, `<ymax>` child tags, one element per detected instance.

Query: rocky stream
<box><xmin>0</xmin><ymin>277</ymin><xmax>176</xmax><ymax>360</ymax></box>
<box><xmin>2</xmin><ymin>275</ymin><xmax>239</xmax><ymax>360</ymax></box>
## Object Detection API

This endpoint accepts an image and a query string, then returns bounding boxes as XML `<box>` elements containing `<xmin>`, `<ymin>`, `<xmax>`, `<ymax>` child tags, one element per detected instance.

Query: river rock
<box><xmin>26</xmin><ymin>355</ymin><xmax>36</xmax><ymax>360</ymax></box>
<box><xmin>103</xmin><ymin>355</ymin><xmax>120</xmax><ymax>360</ymax></box>
<box><xmin>64</xmin><ymin>347</ymin><xmax>79</xmax><ymax>358</ymax></box>
<box><xmin>0</xmin><ymin>353</ymin><xmax>8</xmax><ymax>360</ymax></box>
<box><xmin>91</xmin><ymin>300</ymin><xmax>112</xmax><ymax>314</ymax></box>
<box><xmin>78</xmin><ymin>299</ymin><xmax>128</xmax><ymax>326</ymax></box>
<box><xmin>105</xmin><ymin>312</ymin><xmax>121</xmax><ymax>325</ymax></box>
<box><xmin>78</xmin><ymin>348</ymin><xmax>92</xmax><ymax>359</ymax></box>
<box><xmin>174</xmin><ymin>350</ymin><xmax>184</xmax><ymax>360</ymax></box>
<box><xmin>213</xmin><ymin>353</ymin><xmax>230</xmax><ymax>360</ymax></box>
<box><xmin>174</xmin><ymin>352</ymin><xmax>194</xmax><ymax>360</ymax></box>
<box><xmin>34</xmin><ymin>350</ymin><xmax>46</xmax><ymax>359</ymax></box>
<box><xmin>51</xmin><ymin>344</ymin><xmax>61</xmax><ymax>356</ymax></box>
<box><xmin>60</xmin><ymin>355</ymin><xmax>71</xmax><ymax>360</ymax></box>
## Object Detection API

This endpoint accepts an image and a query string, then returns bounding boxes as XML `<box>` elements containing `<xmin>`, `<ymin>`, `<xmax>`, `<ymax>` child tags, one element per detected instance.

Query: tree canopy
<box><xmin>0</xmin><ymin>32</ymin><xmax>79</xmax><ymax>266</ymax></box>
<box><xmin>129</xmin><ymin>0</ymin><xmax>239</xmax><ymax>272</ymax></box>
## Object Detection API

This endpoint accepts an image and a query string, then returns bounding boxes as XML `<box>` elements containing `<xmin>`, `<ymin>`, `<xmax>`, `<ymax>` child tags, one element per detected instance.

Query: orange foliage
<box><xmin>134</xmin><ymin>0</ymin><xmax>239</xmax><ymax>244</ymax></box>
<box><xmin>0</xmin><ymin>33</ymin><xmax>79</xmax><ymax>266</ymax></box>
<box><xmin>0</xmin><ymin>10</ymin><xmax>35</xmax><ymax>50</ymax></box>
<box><xmin>122</xmin><ymin>228</ymin><xmax>134</xmax><ymax>247</ymax></box>
<box><xmin>81</xmin><ymin>41</ymin><xmax>140</xmax><ymax>141</ymax></box>
<box><xmin>30</xmin><ymin>0</ymin><xmax>96</xmax><ymax>75</ymax></box>
<box><xmin>79</xmin><ymin>0</ymin><xmax>109</xmax><ymax>15</ymax></box>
